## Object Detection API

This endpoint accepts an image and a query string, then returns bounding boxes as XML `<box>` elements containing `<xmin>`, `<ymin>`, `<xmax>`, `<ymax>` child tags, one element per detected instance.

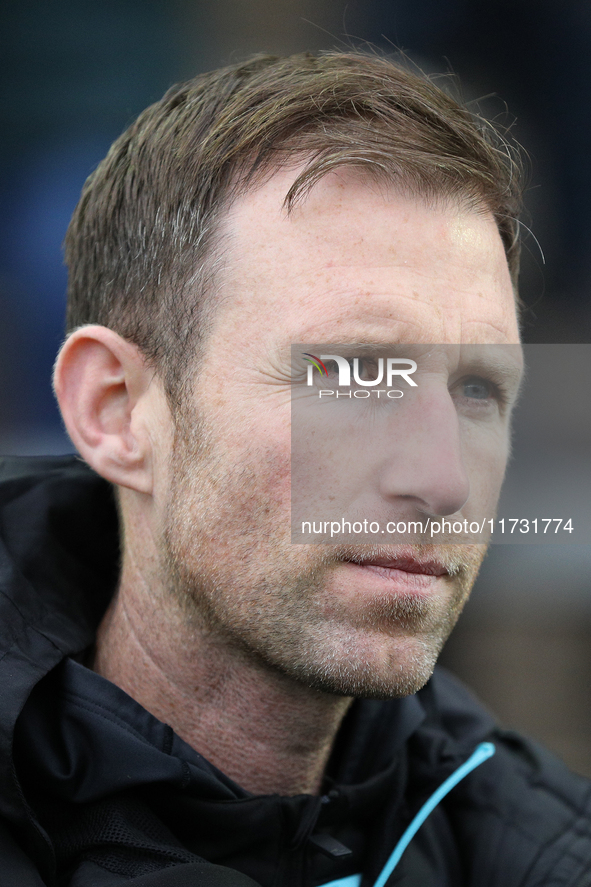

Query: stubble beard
<box><xmin>161</xmin><ymin>415</ymin><xmax>486</xmax><ymax>700</ymax></box>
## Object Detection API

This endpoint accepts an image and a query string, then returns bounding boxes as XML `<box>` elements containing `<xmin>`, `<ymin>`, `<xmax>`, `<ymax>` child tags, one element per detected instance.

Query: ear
<box><xmin>53</xmin><ymin>326</ymin><xmax>159</xmax><ymax>493</ymax></box>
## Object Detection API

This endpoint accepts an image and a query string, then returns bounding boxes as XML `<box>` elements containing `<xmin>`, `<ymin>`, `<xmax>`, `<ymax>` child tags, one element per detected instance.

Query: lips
<box><xmin>343</xmin><ymin>552</ymin><xmax>449</xmax><ymax>577</ymax></box>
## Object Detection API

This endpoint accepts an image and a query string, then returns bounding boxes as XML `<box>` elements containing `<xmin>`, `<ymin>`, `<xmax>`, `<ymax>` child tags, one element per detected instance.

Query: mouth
<box><xmin>334</xmin><ymin>549</ymin><xmax>451</xmax><ymax>596</ymax></box>
<box><xmin>342</xmin><ymin>550</ymin><xmax>450</xmax><ymax>578</ymax></box>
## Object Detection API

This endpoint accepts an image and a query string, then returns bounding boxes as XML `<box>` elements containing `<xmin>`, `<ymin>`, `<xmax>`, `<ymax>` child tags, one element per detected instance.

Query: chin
<box><xmin>271</xmin><ymin>631</ymin><xmax>442</xmax><ymax>700</ymax></box>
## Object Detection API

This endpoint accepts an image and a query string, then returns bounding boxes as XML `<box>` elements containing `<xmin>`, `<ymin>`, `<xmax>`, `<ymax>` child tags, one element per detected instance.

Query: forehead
<box><xmin>213</xmin><ymin>166</ymin><xmax>519</xmax><ymax>346</ymax></box>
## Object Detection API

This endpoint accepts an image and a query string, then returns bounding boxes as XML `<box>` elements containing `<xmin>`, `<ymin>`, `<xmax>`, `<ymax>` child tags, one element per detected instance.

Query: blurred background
<box><xmin>1</xmin><ymin>1</ymin><xmax>590</xmax><ymax>772</ymax></box>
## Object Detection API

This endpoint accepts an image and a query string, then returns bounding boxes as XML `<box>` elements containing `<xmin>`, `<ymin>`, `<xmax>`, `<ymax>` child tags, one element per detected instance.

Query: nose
<box><xmin>378</xmin><ymin>385</ymin><xmax>470</xmax><ymax>517</ymax></box>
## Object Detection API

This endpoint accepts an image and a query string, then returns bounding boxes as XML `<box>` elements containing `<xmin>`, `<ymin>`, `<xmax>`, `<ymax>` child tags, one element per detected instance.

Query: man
<box><xmin>1</xmin><ymin>52</ymin><xmax>590</xmax><ymax>887</ymax></box>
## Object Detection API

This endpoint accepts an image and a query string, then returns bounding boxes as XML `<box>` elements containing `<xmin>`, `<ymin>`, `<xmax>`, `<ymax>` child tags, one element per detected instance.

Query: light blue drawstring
<box><xmin>371</xmin><ymin>741</ymin><xmax>496</xmax><ymax>887</ymax></box>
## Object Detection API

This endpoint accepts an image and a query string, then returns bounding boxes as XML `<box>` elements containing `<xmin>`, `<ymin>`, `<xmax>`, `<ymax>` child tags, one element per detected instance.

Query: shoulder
<box><xmin>417</xmin><ymin>667</ymin><xmax>591</xmax><ymax>886</ymax></box>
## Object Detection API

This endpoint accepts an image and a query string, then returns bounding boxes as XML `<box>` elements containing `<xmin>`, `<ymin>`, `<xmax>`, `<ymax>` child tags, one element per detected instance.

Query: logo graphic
<box><xmin>303</xmin><ymin>353</ymin><xmax>328</xmax><ymax>376</ymax></box>
<box><xmin>305</xmin><ymin>354</ymin><xmax>418</xmax><ymax>387</ymax></box>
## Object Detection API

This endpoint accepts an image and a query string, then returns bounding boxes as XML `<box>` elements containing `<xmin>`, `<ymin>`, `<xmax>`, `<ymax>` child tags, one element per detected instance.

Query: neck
<box><xmin>93</xmin><ymin>558</ymin><xmax>352</xmax><ymax>796</ymax></box>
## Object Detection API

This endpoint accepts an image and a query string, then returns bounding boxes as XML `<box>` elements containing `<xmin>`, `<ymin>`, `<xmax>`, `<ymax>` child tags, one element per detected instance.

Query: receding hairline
<box><xmin>191</xmin><ymin>139</ymin><xmax>521</xmax><ymax>332</ymax></box>
<box><xmin>191</xmin><ymin>158</ymin><xmax>518</xmax><ymax>333</ymax></box>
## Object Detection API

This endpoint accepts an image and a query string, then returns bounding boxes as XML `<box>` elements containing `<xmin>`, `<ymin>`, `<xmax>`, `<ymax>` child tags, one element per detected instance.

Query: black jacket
<box><xmin>1</xmin><ymin>455</ymin><xmax>591</xmax><ymax>887</ymax></box>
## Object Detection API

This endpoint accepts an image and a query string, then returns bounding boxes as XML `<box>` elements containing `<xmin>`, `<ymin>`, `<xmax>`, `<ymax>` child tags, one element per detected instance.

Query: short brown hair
<box><xmin>64</xmin><ymin>51</ymin><xmax>523</xmax><ymax>405</ymax></box>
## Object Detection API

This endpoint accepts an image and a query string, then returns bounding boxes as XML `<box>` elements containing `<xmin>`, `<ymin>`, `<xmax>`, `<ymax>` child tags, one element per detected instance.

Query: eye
<box><xmin>461</xmin><ymin>376</ymin><xmax>496</xmax><ymax>400</ymax></box>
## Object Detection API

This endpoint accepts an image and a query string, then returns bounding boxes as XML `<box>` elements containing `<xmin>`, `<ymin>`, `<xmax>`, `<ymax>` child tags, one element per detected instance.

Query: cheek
<box><xmin>164</xmin><ymin>435</ymin><xmax>295</xmax><ymax>582</ymax></box>
<box><xmin>207</xmin><ymin>433</ymin><xmax>293</xmax><ymax>533</ymax></box>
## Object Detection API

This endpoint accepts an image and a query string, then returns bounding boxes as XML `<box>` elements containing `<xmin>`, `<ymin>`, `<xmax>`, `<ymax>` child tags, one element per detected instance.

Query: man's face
<box><xmin>160</xmin><ymin>169</ymin><xmax>521</xmax><ymax>699</ymax></box>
